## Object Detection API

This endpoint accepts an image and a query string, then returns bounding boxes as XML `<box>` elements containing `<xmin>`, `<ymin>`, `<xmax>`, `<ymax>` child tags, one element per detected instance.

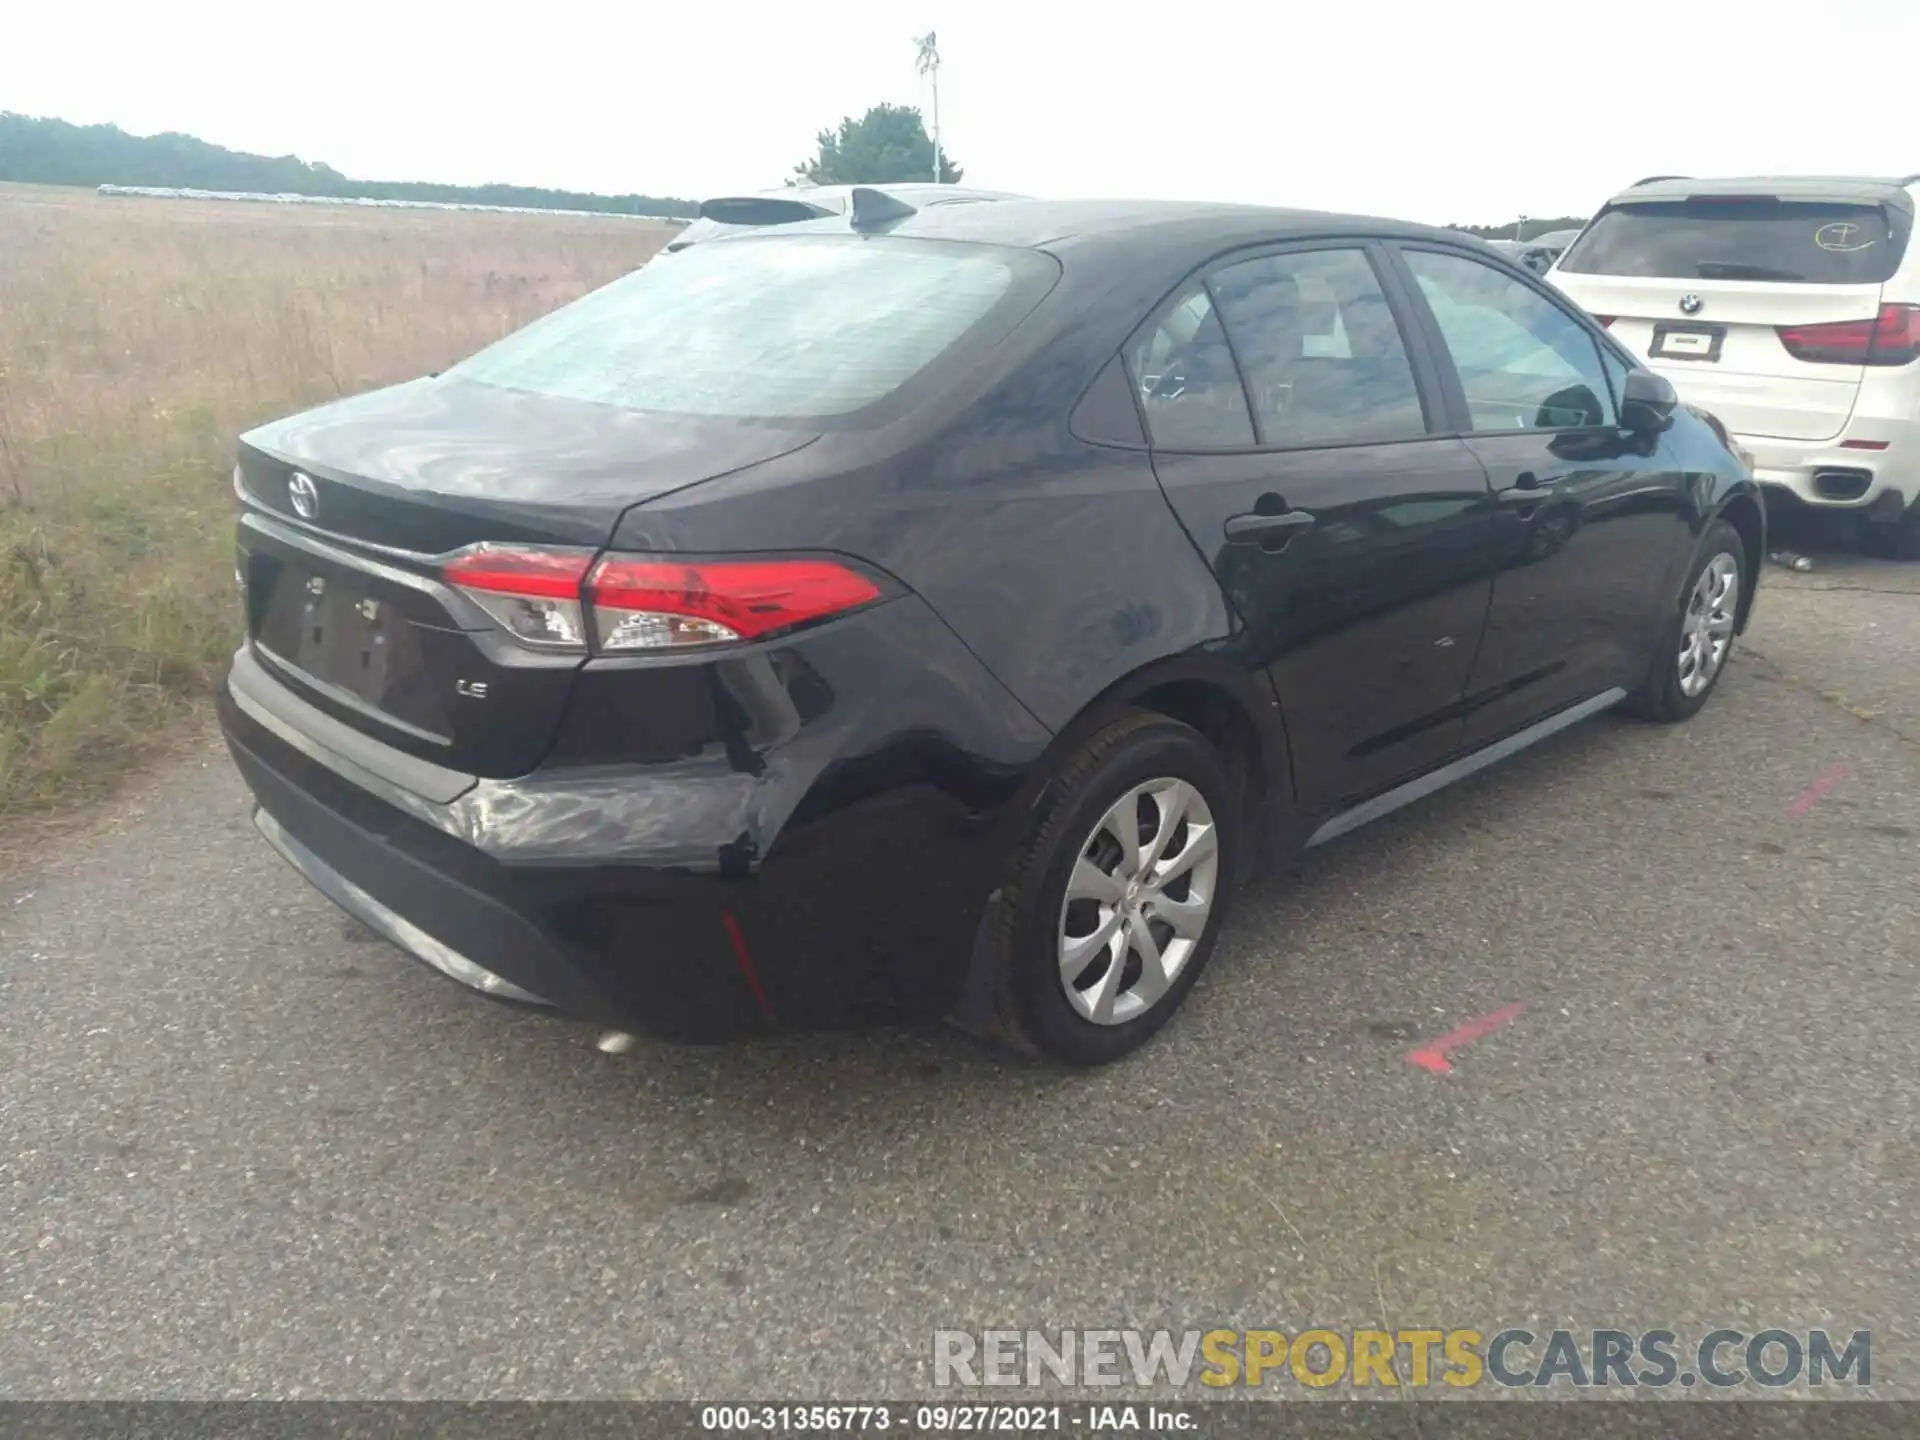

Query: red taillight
<box><xmin>587</xmin><ymin>557</ymin><xmax>882</xmax><ymax>651</ymax></box>
<box><xmin>1841</xmin><ymin>438</ymin><xmax>1891</xmax><ymax>451</ymax></box>
<box><xmin>440</xmin><ymin>546</ymin><xmax>883</xmax><ymax>653</ymax></box>
<box><xmin>443</xmin><ymin>545</ymin><xmax>595</xmax><ymax>597</ymax></box>
<box><xmin>443</xmin><ymin>544</ymin><xmax>595</xmax><ymax>649</ymax></box>
<box><xmin>1777</xmin><ymin>304</ymin><xmax>1920</xmax><ymax>366</ymax></box>
<box><xmin>1593</xmin><ymin>315</ymin><xmax>1617</xmax><ymax>328</ymax></box>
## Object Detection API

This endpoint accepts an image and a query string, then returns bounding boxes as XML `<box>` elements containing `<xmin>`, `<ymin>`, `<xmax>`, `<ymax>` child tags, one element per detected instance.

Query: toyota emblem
<box><xmin>287</xmin><ymin>471</ymin><xmax>319</xmax><ymax>520</ymax></box>
<box><xmin>1679</xmin><ymin>293</ymin><xmax>1704</xmax><ymax>316</ymax></box>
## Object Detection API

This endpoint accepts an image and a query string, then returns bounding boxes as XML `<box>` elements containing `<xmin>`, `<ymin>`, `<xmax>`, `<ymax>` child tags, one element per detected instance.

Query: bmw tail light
<box><xmin>587</xmin><ymin>557</ymin><xmax>883</xmax><ymax>652</ymax></box>
<box><xmin>441</xmin><ymin>547</ymin><xmax>885</xmax><ymax>653</ymax></box>
<box><xmin>1777</xmin><ymin>304</ymin><xmax>1920</xmax><ymax>366</ymax></box>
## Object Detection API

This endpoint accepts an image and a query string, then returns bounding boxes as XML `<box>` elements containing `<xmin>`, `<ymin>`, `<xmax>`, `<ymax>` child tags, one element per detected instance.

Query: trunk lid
<box><xmin>1551</xmin><ymin>187</ymin><xmax>1909</xmax><ymax>441</ymax></box>
<box><xmin>236</xmin><ymin>377</ymin><xmax>816</xmax><ymax>779</ymax></box>
<box><xmin>237</xmin><ymin>375</ymin><xmax>817</xmax><ymax>550</ymax></box>
<box><xmin>1555</xmin><ymin>273</ymin><xmax>1882</xmax><ymax>440</ymax></box>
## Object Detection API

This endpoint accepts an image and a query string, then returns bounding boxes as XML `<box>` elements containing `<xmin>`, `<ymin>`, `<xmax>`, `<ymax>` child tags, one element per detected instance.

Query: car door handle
<box><xmin>1502</xmin><ymin>470</ymin><xmax>1549</xmax><ymax>496</ymax></box>
<box><xmin>1224</xmin><ymin>510</ymin><xmax>1317</xmax><ymax>543</ymax></box>
<box><xmin>1497</xmin><ymin>473</ymin><xmax>1558</xmax><ymax>515</ymax></box>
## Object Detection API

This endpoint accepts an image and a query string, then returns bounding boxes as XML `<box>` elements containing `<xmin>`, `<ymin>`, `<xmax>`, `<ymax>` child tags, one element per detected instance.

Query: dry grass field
<box><xmin>0</xmin><ymin>183</ymin><xmax>671</xmax><ymax>813</ymax></box>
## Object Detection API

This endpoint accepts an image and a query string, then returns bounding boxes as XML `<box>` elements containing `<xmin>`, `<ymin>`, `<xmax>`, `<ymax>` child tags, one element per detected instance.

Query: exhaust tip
<box><xmin>1813</xmin><ymin>467</ymin><xmax>1872</xmax><ymax>502</ymax></box>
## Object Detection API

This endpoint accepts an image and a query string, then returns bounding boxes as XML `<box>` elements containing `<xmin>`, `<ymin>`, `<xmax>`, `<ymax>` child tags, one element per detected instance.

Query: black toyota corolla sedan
<box><xmin>220</xmin><ymin>193</ymin><xmax>1762</xmax><ymax>1065</ymax></box>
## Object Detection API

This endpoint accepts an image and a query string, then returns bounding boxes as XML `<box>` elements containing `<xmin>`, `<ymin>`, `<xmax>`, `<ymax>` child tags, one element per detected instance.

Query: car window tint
<box><xmin>1207</xmin><ymin>249</ymin><xmax>1427</xmax><ymax>446</ymax></box>
<box><xmin>1124</xmin><ymin>283</ymin><xmax>1255</xmax><ymax>449</ymax></box>
<box><xmin>1558</xmin><ymin>200</ymin><xmax>1904</xmax><ymax>285</ymax></box>
<box><xmin>451</xmin><ymin>234</ymin><xmax>1051</xmax><ymax>422</ymax></box>
<box><xmin>1404</xmin><ymin>249</ymin><xmax>1618</xmax><ymax>433</ymax></box>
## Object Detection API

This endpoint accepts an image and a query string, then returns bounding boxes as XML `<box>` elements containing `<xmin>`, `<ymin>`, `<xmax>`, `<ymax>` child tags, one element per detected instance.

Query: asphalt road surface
<box><xmin>4</xmin><ymin>541</ymin><xmax>1917</xmax><ymax>1402</ymax></box>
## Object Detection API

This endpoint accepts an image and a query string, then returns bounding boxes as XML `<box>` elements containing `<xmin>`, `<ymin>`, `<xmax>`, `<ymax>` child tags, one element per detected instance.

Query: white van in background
<box><xmin>1551</xmin><ymin>175</ymin><xmax>1920</xmax><ymax>557</ymax></box>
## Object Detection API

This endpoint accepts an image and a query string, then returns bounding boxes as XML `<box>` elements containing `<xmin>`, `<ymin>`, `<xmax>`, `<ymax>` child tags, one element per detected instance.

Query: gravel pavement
<box><xmin>3</xmin><ymin>544</ymin><xmax>1917</xmax><ymax>1401</ymax></box>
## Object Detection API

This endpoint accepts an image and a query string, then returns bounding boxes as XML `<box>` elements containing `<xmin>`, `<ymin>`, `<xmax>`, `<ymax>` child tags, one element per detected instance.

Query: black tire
<box><xmin>1623</xmin><ymin>518</ymin><xmax>1746</xmax><ymax>723</ymax></box>
<box><xmin>982</xmin><ymin>711</ymin><xmax>1240</xmax><ymax>1066</ymax></box>
<box><xmin>1861</xmin><ymin>500</ymin><xmax>1920</xmax><ymax>561</ymax></box>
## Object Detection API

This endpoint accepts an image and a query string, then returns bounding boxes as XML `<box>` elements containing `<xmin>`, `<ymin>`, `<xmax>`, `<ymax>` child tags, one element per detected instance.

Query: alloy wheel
<box><xmin>1678</xmin><ymin>552</ymin><xmax>1740</xmax><ymax>698</ymax></box>
<box><xmin>1057</xmin><ymin>778</ymin><xmax>1220</xmax><ymax>1026</ymax></box>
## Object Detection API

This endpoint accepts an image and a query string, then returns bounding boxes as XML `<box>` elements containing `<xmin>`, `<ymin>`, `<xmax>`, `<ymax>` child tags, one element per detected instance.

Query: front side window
<box><xmin>1598</xmin><ymin>345</ymin><xmax>1634</xmax><ymax>413</ymax></box>
<box><xmin>451</xmin><ymin>234</ymin><xmax>1053</xmax><ymax>423</ymax></box>
<box><xmin>1123</xmin><ymin>283</ymin><xmax>1256</xmax><ymax>449</ymax></box>
<box><xmin>1207</xmin><ymin>248</ymin><xmax>1428</xmax><ymax>446</ymax></box>
<box><xmin>1403</xmin><ymin>249</ymin><xmax>1617</xmax><ymax>433</ymax></box>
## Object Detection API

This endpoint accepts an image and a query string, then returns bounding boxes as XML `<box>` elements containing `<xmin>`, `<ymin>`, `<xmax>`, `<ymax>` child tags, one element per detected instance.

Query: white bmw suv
<box><xmin>1551</xmin><ymin>175</ymin><xmax>1920</xmax><ymax>557</ymax></box>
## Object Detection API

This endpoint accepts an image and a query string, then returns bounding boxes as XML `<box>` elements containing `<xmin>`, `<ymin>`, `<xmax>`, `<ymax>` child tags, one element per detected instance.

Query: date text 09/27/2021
<box><xmin>699</xmin><ymin>1405</ymin><xmax>1182</xmax><ymax>1432</ymax></box>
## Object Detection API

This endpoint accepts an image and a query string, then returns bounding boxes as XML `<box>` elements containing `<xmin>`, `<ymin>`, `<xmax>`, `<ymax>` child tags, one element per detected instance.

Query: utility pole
<box><xmin>914</xmin><ymin>31</ymin><xmax>942</xmax><ymax>182</ymax></box>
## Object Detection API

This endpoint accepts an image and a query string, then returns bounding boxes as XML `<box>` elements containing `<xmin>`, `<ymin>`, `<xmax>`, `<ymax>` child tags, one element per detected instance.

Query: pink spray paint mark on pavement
<box><xmin>1405</xmin><ymin>1003</ymin><xmax>1526</xmax><ymax>1075</ymax></box>
<box><xmin>1789</xmin><ymin>763</ymin><xmax>1849</xmax><ymax>817</ymax></box>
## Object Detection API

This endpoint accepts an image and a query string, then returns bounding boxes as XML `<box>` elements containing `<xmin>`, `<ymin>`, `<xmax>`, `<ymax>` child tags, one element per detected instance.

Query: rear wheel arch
<box><xmin>1132</xmin><ymin>679</ymin><xmax>1272</xmax><ymax>846</ymax></box>
<box><xmin>967</xmin><ymin>707</ymin><xmax>1244</xmax><ymax>1063</ymax></box>
<box><xmin>1052</xmin><ymin>657</ymin><xmax>1285</xmax><ymax>824</ymax></box>
<box><xmin>947</xmin><ymin>656</ymin><xmax>1289</xmax><ymax>1042</ymax></box>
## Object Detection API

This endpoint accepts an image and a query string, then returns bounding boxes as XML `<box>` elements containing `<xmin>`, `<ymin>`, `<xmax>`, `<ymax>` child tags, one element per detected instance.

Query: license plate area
<box><xmin>253</xmin><ymin>557</ymin><xmax>450</xmax><ymax>742</ymax></box>
<box><xmin>1649</xmin><ymin>322</ymin><xmax>1726</xmax><ymax>362</ymax></box>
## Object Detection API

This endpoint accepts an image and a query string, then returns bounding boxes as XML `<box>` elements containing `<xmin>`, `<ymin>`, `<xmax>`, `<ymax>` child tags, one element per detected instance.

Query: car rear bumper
<box><xmin>222</xmin><ymin>685</ymin><xmax>765</xmax><ymax>1038</ymax></box>
<box><xmin>1739</xmin><ymin>417</ymin><xmax>1919</xmax><ymax>512</ymax></box>
<box><xmin>251</xmin><ymin>803</ymin><xmax>556</xmax><ymax>1008</ymax></box>
<box><xmin>217</xmin><ymin>594</ymin><xmax>1048</xmax><ymax>1041</ymax></box>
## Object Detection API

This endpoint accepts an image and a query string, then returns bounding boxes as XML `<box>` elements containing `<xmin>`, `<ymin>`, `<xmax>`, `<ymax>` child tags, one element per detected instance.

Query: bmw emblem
<box><xmin>1679</xmin><ymin>293</ymin><xmax>1704</xmax><ymax>316</ymax></box>
<box><xmin>287</xmin><ymin>471</ymin><xmax>319</xmax><ymax>520</ymax></box>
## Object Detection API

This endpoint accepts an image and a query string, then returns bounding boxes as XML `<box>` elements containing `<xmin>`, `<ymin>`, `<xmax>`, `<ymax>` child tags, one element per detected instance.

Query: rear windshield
<box><xmin>451</xmin><ymin>234</ymin><xmax>1055</xmax><ymax>422</ymax></box>
<box><xmin>1558</xmin><ymin>198</ymin><xmax>1906</xmax><ymax>285</ymax></box>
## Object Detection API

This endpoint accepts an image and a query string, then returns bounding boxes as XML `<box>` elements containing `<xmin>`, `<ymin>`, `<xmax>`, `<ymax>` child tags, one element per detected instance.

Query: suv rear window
<box><xmin>451</xmin><ymin>234</ymin><xmax>1054</xmax><ymax>423</ymax></box>
<box><xmin>1557</xmin><ymin>199</ymin><xmax>1907</xmax><ymax>285</ymax></box>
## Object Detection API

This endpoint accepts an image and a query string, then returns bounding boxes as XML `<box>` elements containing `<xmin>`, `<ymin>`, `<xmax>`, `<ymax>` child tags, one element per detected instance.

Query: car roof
<box><xmin>784</xmin><ymin>182</ymin><xmax>1026</xmax><ymax>204</ymax></box>
<box><xmin>699</xmin><ymin>183</ymin><xmax>1026</xmax><ymax>215</ymax></box>
<box><xmin>774</xmin><ymin>196</ymin><xmax>1488</xmax><ymax>263</ymax></box>
<box><xmin>666</xmin><ymin>183</ymin><xmax>1030</xmax><ymax>251</ymax></box>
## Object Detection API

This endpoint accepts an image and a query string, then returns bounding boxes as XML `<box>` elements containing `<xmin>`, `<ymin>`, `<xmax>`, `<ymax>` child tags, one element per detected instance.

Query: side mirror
<box><xmin>1620</xmin><ymin>369</ymin><xmax>1678</xmax><ymax>434</ymax></box>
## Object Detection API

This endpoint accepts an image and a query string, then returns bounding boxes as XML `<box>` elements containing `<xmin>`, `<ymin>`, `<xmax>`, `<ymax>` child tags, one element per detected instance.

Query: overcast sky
<box><xmin>7</xmin><ymin>0</ymin><xmax>1916</xmax><ymax>226</ymax></box>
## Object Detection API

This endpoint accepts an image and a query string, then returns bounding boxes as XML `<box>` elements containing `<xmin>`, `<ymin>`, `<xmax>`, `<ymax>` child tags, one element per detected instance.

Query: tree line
<box><xmin>795</xmin><ymin>108</ymin><xmax>1593</xmax><ymax>239</ymax></box>
<box><xmin>0</xmin><ymin>113</ymin><xmax>699</xmax><ymax>217</ymax></box>
<box><xmin>2</xmin><ymin>108</ymin><xmax>1582</xmax><ymax>234</ymax></box>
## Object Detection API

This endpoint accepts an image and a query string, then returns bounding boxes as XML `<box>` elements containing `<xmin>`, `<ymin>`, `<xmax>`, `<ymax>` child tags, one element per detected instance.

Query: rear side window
<box><xmin>451</xmin><ymin>234</ymin><xmax>1053</xmax><ymax>423</ymax></box>
<box><xmin>1124</xmin><ymin>284</ymin><xmax>1256</xmax><ymax>449</ymax></box>
<box><xmin>1207</xmin><ymin>248</ymin><xmax>1428</xmax><ymax>446</ymax></box>
<box><xmin>1558</xmin><ymin>199</ymin><xmax>1906</xmax><ymax>285</ymax></box>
